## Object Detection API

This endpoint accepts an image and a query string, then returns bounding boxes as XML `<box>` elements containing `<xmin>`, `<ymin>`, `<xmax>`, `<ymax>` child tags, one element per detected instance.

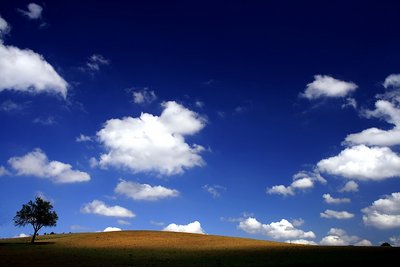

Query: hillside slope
<box><xmin>1</xmin><ymin>231</ymin><xmax>399</xmax><ymax>267</ymax></box>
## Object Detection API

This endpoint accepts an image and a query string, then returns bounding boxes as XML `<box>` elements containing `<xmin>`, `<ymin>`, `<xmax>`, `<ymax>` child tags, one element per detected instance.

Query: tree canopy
<box><xmin>13</xmin><ymin>197</ymin><xmax>58</xmax><ymax>243</ymax></box>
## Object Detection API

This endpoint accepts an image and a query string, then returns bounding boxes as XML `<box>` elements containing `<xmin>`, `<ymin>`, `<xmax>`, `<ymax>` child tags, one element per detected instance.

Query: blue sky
<box><xmin>1</xmin><ymin>0</ymin><xmax>400</xmax><ymax>246</ymax></box>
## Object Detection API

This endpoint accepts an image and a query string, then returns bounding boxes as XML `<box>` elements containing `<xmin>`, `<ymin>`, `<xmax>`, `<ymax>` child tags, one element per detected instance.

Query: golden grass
<box><xmin>4</xmin><ymin>230</ymin><xmax>290</xmax><ymax>249</ymax></box>
<box><xmin>1</xmin><ymin>231</ymin><xmax>399</xmax><ymax>267</ymax></box>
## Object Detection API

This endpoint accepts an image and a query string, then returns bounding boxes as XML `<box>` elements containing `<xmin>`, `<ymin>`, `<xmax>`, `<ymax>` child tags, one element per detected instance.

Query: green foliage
<box><xmin>13</xmin><ymin>197</ymin><xmax>58</xmax><ymax>243</ymax></box>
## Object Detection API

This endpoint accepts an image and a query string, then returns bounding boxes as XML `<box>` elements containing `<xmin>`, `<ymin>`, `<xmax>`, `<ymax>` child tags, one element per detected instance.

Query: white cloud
<box><xmin>0</xmin><ymin>100</ymin><xmax>27</xmax><ymax>112</ymax></box>
<box><xmin>14</xmin><ymin>233</ymin><xmax>30</xmax><ymax>238</ymax></box>
<box><xmin>267</xmin><ymin>185</ymin><xmax>294</xmax><ymax>196</ymax></box>
<box><xmin>323</xmin><ymin>194</ymin><xmax>351</xmax><ymax>204</ymax></box>
<box><xmin>320</xmin><ymin>209</ymin><xmax>354</xmax><ymax>219</ymax></box>
<box><xmin>342</xmin><ymin>97</ymin><xmax>357</xmax><ymax>109</ymax></box>
<box><xmin>267</xmin><ymin>171</ymin><xmax>326</xmax><ymax>196</ymax></box>
<box><xmin>195</xmin><ymin>101</ymin><xmax>204</xmax><ymax>108</ymax></box>
<box><xmin>85</xmin><ymin>54</ymin><xmax>109</xmax><ymax>72</ymax></box>
<box><xmin>81</xmin><ymin>200</ymin><xmax>135</xmax><ymax>218</ymax></box>
<box><xmin>345</xmin><ymin>128</ymin><xmax>400</xmax><ymax>147</ymax></box>
<box><xmin>362</xmin><ymin>192</ymin><xmax>400</xmax><ymax>229</ymax></box>
<box><xmin>103</xmin><ymin>227</ymin><xmax>122</xmax><ymax>232</ymax></box>
<box><xmin>320</xmin><ymin>228</ymin><xmax>371</xmax><ymax>246</ymax></box>
<box><xmin>33</xmin><ymin>116</ymin><xmax>56</xmax><ymax>125</ymax></box>
<box><xmin>0</xmin><ymin>165</ymin><xmax>10</xmax><ymax>176</ymax></box>
<box><xmin>8</xmin><ymin>148</ymin><xmax>90</xmax><ymax>183</ymax></box>
<box><xmin>117</xmin><ymin>220</ymin><xmax>131</xmax><ymax>225</ymax></box>
<box><xmin>88</xmin><ymin>157</ymin><xmax>98</xmax><ymax>168</ymax></box>
<box><xmin>238</xmin><ymin>217</ymin><xmax>315</xmax><ymax>240</ymax></box>
<box><xmin>132</xmin><ymin>88</ymin><xmax>157</xmax><ymax>104</ymax></box>
<box><xmin>115</xmin><ymin>179</ymin><xmax>179</xmax><ymax>201</ymax></box>
<box><xmin>76</xmin><ymin>134</ymin><xmax>93</xmax><ymax>142</ymax></box>
<box><xmin>97</xmin><ymin>101</ymin><xmax>206</xmax><ymax>175</ymax></box>
<box><xmin>383</xmin><ymin>74</ymin><xmax>400</xmax><ymax>89</ymax></box>
<box><xmin>339</xmin><ymin>181</ymin><xmax>359</xmax><ymax>193</ymax></box>
<box><xmin>389</xmin><ymin>235</ymin><xmax>400</xmax><ymax>246</ymax></box>
<box><xmin>302</xmin><ymin>75</ymin><xmax>358</xmax><ymax>100</ymax></box>
<box><xmin>285</xmin><ymin>239</ymin><xmax>317</xmax><ymax>245</ymax></box>
<box><xmin>19</xmin><ymin>3</ymin><xmax>43</xmax><ymax>19</ymax></box>
<box><xmin>344</xmin><ymin>100</ymin><xmax>400</xmax><ymax>147</ymax></box>
<box><xmin>203</xmin><ymin>184</ymin><xmax>226</xmax><ymax>198</ymax></box>
<box><xmin>35</xmin><ymin>191</ymin><xmax>54</xmax><ymax>204</ymax></box>
<box><xmin>291</xmin><ymin>218</ymin><xmax>305</xmax><ymax>227</ymax></box>
<box><xmin>0</xmin><ymin>15</ymin><xmax>10</xmax><ymax>37</ymax></box>
<box><xmin>0</xmin><ymin>43</ymin><xmax>68</xmax><ymax>98</ymax></box>
<box><xmin>317</xmin><ymin>145</ymin><xmax>400</xmax><ymax>181</ymax></box>
<box><xmin>163</xmin><ymin>221</ymin><xmax>205</xmax><ymax>234</ymax></box>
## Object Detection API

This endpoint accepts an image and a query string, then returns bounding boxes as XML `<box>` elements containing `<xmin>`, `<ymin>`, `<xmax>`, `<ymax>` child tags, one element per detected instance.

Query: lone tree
<box><xmin>13</xmin><ymin>197</ymin><xmax>58</xmax><ymax>243</ymax></box>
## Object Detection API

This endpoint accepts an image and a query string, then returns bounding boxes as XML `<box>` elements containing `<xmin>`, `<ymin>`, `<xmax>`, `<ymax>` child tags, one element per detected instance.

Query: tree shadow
<box><xmin>0</xmin><ymin>241</ymin><xmax>55</xmax><ymax>246</ymax></box>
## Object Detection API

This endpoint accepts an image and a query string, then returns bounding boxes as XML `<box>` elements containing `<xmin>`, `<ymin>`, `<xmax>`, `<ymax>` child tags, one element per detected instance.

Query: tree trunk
<box><xmin>31</xmin><ymin>229</ymin><xmax>38</xmax><ymax>244</ymax></box>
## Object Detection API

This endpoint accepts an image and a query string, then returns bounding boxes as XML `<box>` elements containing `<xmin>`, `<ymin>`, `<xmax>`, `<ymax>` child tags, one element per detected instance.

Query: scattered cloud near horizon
<box><xmin>163</xmin><ymin>221</ymin><xmax>205</xmax><ymax>234</ymax></box>
<box><xmin>362</xmin><ymin>192</ymin><xmax>400</xmax><ymax>229</ymax></box>
<box><xmin>320</xmin><ymin>228</ymin><xmax>372</xmax><ymax>246</ymax></box>
<box><xmin>103</xmin><ymin>227</ymin><xmax>122</xmax><ymax>232</ymax></box>
<box><xmin>238</xmin><ymin>218</ymin><xmax>315</xmax><ymax>240</ymax></box>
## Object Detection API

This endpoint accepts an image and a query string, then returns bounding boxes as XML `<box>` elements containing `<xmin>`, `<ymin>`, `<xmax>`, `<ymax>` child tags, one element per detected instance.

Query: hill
<box><xmin>0</xmin><ymin>230</ymin><xmax>398</xmax><ymax>266</ymax></box>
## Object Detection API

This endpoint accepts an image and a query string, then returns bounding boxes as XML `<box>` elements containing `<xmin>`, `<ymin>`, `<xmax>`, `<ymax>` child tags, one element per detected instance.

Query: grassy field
<box><xmin>0</xmin><ymin>231</ymin><xmax>399</xmax><ymax>266</ymax></box>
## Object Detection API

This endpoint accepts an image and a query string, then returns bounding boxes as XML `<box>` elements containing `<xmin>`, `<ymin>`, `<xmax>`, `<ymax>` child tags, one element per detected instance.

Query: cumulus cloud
<box><xmin>345</xmin><ymin>128</ymin><xmax>400</xmax><ymax>147</ymax></box>
<box><xmin>362</xmin><ymin>192</ymin><xmax>400</xmax><ymax>229</ymax></box>
<box><xmin>203</xmin><ymin>184</ymin><xmax>226</xmax><ymax>198</ymax></box>
<box><xmin>103</xmin><ymin>227</ymin><xmax>122</xmax><ymax>232</ymax></box>
<box><xmin>97</xmin><ymin>101</ymin><xmax>206</xmax><ymax>175</ymax></box>
<box><xmin>285</xmin><ymin>239</ymin><xmax>317</xmax><ymax>245</ymax></box>
<box><xmin>267</xmin><ymin>171</ymin><xmax>326</xmax><ymax>196</ymax></box>
<box><xmin>8</xmin><ymin>148</ymin><xmax>90</xmax><ymax>183</ymax></box>
<box><xmin>383</xmin><ymin>74</ymin><xmax>400</xmax><ymax>89</ymax></box>
<box><xmin>320</xmin><ymin>209</ymin><xmax>354</xmax><ymax>219</ymax></box>
<box><xmin>344</xmin><ymin>100</ymin><xmax>400</xmax><ymax>146</ymax></box>
<box><xmin>339</xmin><ymin>181</ymin><xmax>359</xmax><ymax>193</ymax></box>
<box><xmin>389</xmin><ymin>235</ymin><xmax>400</xmax><ymax>246</ymax></box>
<box><xmin>18</xmin><ymin>3</ymin><xmax>43</xmax><ymax>19</ymax></box>
<box><xmin>163</xmin><ymin>221</ymin><xmax>205</xmax><ymax>234</ymax></box>
<box><xmin>323</xmin><ymin>194</ymin><xmax>351</xmax><ymax>204</ymax></box>
<box><xmin>14</xmin><ymin>233</ymin><xmax>30</xmax><ymax>238</ymax></box>
<box><xmin>76</xmin><ymin>134</ymin><xmax>93</xmax><ymax>142</ymax></box>
<box><xmin>238</xmin><ymin>217</ymin><xmax>315</xmax><ymax>240</ymax></box>
<box><xmin>132</xmin><ymin>88</ymin><xmax>157</xmax><ymax>104</ymax></box>
<box><xmin>115</xmin><ymin>179</ymin><xmax>179</xmax><ymax>201</ymax></box>
<box><xmin>317</xmin><ymin>145</ymin><xmax>400</xmax><ymax>181</ymax></box>
<box><xmin>320</xmin><ymin>228</ymin><xmax>372</xmax><ymax>246</ymax></box>
<box><xmin>302</xmin><ymin>75</ymin><xmax>357</xmax><ymax>100</ymax></box>
<box><xmin>81</xmin><ymin>200</ymin><xmax>135</xmax><ymax>218</ymax></box>
<box><xmin>291</xmin><ymin>218</ymin><xmax>305</xmax><ymax>227</ymax></box>
<box><xmin>0</xmin><ymin>43</ymin><xmax>68</xmax><ymax>98</ymax></box>
<box><xmin>84</xmin><ymin>54</ymin><xmax>109</xmax><ymax>72</ymax></box>
<box><xmin>0</xmin><ymin>15</ymin><xmax>10</xmax><ymax>37</ymax></box>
